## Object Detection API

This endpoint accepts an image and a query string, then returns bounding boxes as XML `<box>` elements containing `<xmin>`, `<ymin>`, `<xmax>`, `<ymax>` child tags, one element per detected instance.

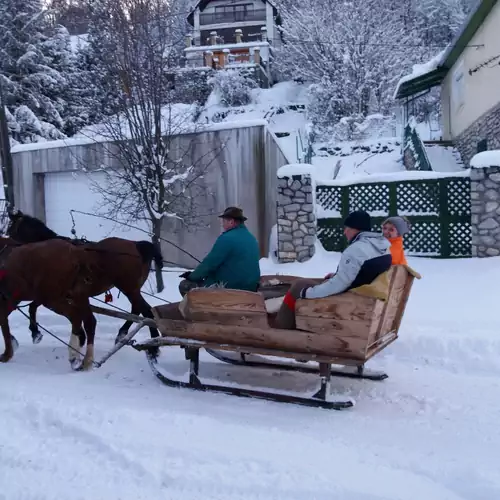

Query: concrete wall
<box><xmin>12</xmin><ymin>124</ymin><xmax>290</xmax><ymax>269</ymax></box>
<box><xmin>441</xmin><ymin>1</ymin><xmax>500</xmax><ymax>140</ymax></box>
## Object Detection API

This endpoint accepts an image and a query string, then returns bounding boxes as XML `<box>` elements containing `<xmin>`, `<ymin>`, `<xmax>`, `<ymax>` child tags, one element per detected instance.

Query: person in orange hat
<box><xmin>382</xmin><ymin>216</ymin><xmax>411</xmax><ymax>265</ymax></box>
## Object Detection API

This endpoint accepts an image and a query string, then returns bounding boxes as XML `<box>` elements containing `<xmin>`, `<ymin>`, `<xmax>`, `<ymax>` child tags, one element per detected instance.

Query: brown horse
<box><xmin>6</xmin><ymin>211</ymin><xmax>163</xmax><ymax>357</ymax></box>
<box><xmin>0</xmin><ymin>237</ymin><xmax>98</xmax><ymax>369</ymax></box>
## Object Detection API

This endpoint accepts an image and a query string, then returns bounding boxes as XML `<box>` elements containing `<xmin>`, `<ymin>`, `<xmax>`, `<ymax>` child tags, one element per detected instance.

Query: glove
<box><xmin>179</xmin><ymin>271</ymin><xmax>192</xmax><ymax>279</ymax></box>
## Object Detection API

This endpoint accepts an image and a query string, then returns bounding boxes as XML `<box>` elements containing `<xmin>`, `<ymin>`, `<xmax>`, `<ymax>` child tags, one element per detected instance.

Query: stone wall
<box><xmin>471</xmin><ymin>165</ymin><xmax>500</xmax><ymax>257</ymax></box>
<box><xmin>277</xmin><ymin>174</ymin><xmax>316</xmax><ymax>263</ymax></box>
<box><xmin>456</xmin><ymin>102</ymin><xmax>500</xmax><ymax>168</ymax></box>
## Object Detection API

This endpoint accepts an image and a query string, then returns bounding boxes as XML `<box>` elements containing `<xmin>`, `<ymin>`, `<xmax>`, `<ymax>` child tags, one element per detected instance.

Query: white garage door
<box><xmin>44</xmin><ymin>171</ymin><xmax>148</xmax><ymax>241</ymax></box>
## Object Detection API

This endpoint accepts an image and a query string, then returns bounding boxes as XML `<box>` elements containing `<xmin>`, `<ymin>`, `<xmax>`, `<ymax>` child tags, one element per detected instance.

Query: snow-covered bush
<box><xmin>208</xmin><ymin>70</ymin><xmax>257</xmax><ymax>107</ymax></box>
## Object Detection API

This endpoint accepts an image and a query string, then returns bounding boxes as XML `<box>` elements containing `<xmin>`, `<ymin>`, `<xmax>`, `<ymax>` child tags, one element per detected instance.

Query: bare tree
<box><xmin>80</xmin><ymin>0</ymin><xmax>224</xmax><ymax>291</ymax></box>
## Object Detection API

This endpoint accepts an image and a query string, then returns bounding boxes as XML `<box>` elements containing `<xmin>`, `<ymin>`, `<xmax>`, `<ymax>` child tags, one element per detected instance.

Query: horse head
<box><xmin>6</xmin><ymin>211</ymin><xmax>59</xmax><ymax>243</ymax></box>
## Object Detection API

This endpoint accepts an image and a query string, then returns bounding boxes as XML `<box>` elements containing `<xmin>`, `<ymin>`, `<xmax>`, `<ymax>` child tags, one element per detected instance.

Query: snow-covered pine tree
<box><xmin>0</xmin><ymin>0</ymin><xmax>76</xmax><ymax>142</ymax></box>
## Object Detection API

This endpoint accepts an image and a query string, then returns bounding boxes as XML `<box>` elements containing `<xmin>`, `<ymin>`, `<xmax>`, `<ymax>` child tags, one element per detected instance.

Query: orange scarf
<box><xmin>389</xmin><ymin>236</ymin><xmax>407</xmax><ymax>265</ymax></box>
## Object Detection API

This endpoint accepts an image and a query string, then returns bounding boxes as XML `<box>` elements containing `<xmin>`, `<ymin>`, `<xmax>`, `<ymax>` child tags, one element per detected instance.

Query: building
<box><xmin>184</xmin><ymin>0</ymin><xmax>282</xmax><ymax>87</ymax></box>
<box><xmin>395</xmin><ymin>0</ymin><xmax>500</xmax><ymax>168</ymax></box>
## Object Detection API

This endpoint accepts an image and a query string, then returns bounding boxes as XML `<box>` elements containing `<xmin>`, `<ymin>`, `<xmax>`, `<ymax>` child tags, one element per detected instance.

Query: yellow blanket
<box><xmin>350</xmin><ymin>265</ymin><xmax>421</xmax><ymax>301</ymax></box>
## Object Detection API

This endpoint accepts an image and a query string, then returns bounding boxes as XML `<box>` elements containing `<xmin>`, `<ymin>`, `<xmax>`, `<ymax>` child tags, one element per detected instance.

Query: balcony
<box><xmin>200</xmin><ymin>9</ymin><xmax>266</xmax><ymax>26</ymax></box>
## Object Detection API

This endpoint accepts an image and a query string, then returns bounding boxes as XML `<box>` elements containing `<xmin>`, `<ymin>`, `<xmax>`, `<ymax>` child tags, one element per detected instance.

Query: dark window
<box><xmin>477</xmin><ymin>139</ymin><xmax>488</xmax><ymax>153</ymax></box>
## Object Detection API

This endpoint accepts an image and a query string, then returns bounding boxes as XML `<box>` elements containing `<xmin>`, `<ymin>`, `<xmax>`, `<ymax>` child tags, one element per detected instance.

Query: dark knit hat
<box><xmin>344</xmin><ymin>210</ymin><xmax>371</xmax><ymax>232</ymax></box>
<box><xmin>218</xmin><ymin>206</ymin><xmax>247</xmax><ymax>221</ymax></box>
<box><xmin>383</xmin><ymin>216</ymin><xmax>411</xmax><ymax>236</ymax></box>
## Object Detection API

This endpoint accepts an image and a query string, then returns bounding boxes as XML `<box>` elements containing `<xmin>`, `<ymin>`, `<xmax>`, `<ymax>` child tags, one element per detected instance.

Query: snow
<box><xmin>423</xmin><ymin>144</ymin><xmax>464</xmax><ymax>172</ymax></box>
<box><xmin>277</xmin><ymin>163</ymin><xmax>316</xmax><ymax>178</ymax></box>
<box><xmin>394</xmin><ymin>49</ymin><xmax>447</xmax><ymax>99</ymax></box>
<box><xmin>2</xmin><ymin>242</ymin><xmax>500</xmax><ymax>499</ymax></box>
<box><xmin>311</xmin><ymin>167</ymin><xmax>469</xmax><ymax>186</ymax></box>
<box><xmin>69</xmin><ymin>34</ymin><xmax>89</xmax><ymax>53</ymax></box>
<box><xmin>470</xmin><ymin>150</ymin><xmax>500</xmax><ymax>168</ymax></box>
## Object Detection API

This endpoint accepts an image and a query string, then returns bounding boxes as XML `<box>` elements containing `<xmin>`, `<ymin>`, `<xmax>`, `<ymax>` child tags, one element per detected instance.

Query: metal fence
<box><xmin>404</xmin><ymin>123</ymin><xmax>432</xmax><ymax>171</ymax></box>
<box><xmin>316</xmin><ymin>175</ymin><xmax>471</xmax><ymax>258</ymax></box>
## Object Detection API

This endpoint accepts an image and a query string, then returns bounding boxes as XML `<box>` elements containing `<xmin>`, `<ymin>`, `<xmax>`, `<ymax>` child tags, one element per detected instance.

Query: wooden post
<box><xmin>0</xmin><ymin>77</ymin><xmax>14</xmax><ymax>210</ymax></box>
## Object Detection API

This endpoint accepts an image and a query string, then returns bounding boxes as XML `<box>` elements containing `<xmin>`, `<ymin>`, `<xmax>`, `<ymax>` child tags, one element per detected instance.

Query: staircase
<box><xmin>423</xmin><ymin>141</ymin><xmax>464</xmax><ymax>172</ymax></box>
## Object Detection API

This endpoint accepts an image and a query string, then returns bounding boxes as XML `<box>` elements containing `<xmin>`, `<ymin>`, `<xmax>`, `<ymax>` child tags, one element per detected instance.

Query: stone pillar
<box><xmin>210</xmin><ymin>31</ymin><xmax>217</xmax><ymax>45</ymax></box>
<box><xmin>186</xmin><ymin>34</ymin><xmax>192</xmax><ymax>47</ymax></box>
<box><xmin>204</xmin><ymin>50</ymin><xmax>213</xmax><ymax>67</ymax></box>
<box><xmin>277</xmin><ymin>174</ymin><xmax>316</xmax><ymax>263</ymax></box>
<box><xmin>235</xmin><ymin>29</ymin><xmax>243</xmax><ymax>43</ymax></box>
<box><xmin>261</xmin><ymin>27</ymin><xmax>267</xmax><ymax>41</ymax></box>
<box><xmin>471</xmin><ymin>166</ymin><xmax>500</xmax><ymax>257</ymax></box>
<box><xmin>253</xmin><ymin>47</ymin><xmax>261</xmax><ymax>65</ymax></box>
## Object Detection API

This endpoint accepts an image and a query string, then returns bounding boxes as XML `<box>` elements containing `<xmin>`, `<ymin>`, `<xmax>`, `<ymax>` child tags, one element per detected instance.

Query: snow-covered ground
<box><xmin>1</xmin><ymin>246</ymin><xmax>499</xmax><ymax>499</ymax></box>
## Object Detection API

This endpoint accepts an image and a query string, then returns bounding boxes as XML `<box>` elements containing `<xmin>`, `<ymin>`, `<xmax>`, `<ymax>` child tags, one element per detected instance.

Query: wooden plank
<box><xmin>154</xmin><ymin>318</ymin><xmax>366</xmax><ymax>360</ymax></box>
<box><xmin>136</xmin><ymin>337</ymin><xmax>363</xmax><ymax>367</ymax></box>
<box><xmin>179</xmin><ymin>288</ymin><xmax>270</xmax><ymax>328</ymax></box>
<box><xmin>391</xmin><ymin>274</ymin><xmax>416</xmax><ymax>335</ymax></box>
<box><xmin>295</xmin><ymin>292</ymin><xmax>377</xmax><ymax>321</ymax></box>
<box><xmin>378</xmin><ymin>267</ymin><xmax>409</xmax><ymax>336</ymax></box>
<box><xmin>90</xmin><ymin>304</ymin><xmax>154</xmax><ymax>325</ymax></box>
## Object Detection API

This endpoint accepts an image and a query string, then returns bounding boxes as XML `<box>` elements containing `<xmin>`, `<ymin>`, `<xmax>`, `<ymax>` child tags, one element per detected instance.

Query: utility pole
<box><xmin>0</xmin><ymin>76</ymin><xmax>15</xmax><ymax>211</ymax></box>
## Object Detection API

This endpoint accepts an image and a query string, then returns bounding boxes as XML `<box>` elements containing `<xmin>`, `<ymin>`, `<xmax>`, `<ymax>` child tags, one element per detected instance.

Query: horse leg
<box><xmin>28</xmin><ymin>301</ymin><xmax>44</xmax><ymax>344</ymax></box>
<box><xmin>114</xmin><ymin>302</ymin><xmax>141</xmax><ymax>345</ymax></box>
<box><xmin>68</xmin><ymin>314</ymin><xmax>84</xmax><ymax>371</ymax></box>
<box><xmin>81</xmin><ymin>303</ymin><xmax>96</xmax><ymax>371</ymax></box>
<box><xmin>121</xmin><ymin>291</ymin><xmax>159</xmax><ymax>359</ymax></box>
<box><xmin>0</xmin><ymin>310</ymin><xmax>14</xmax><ymax>363</ymax></box>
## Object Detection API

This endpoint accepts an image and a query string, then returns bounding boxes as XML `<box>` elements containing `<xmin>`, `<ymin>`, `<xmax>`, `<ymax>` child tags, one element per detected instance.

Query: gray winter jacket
<box><xmin>304</xmin><ymin>232</ymin><xmax>392</xmax><ymax>299</ymax></box>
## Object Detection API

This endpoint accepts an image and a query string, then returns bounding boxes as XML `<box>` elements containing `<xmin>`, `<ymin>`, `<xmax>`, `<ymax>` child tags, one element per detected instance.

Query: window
<box><xmin>451</xmin><ymin>61</ymin><xmax>465</xmax><ymax>111</ymax></box>
<box><xmin>477</xmin><ymin>139</ymin><xmax>488</xmax><ymax>153</ymax></box>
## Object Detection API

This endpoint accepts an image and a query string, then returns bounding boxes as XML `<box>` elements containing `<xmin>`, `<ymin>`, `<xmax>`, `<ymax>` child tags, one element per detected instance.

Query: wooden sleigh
<box><xmin>95</xmin><ymin>265</ymin><xmax>420</xmax><ymax>411</ymax></box>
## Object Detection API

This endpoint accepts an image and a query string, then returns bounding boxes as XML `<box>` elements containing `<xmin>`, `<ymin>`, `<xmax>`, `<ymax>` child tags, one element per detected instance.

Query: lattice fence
<box><xmin>316</xmin><ymin>175</ymin><xmax>471</xmax><ymax>257</ymax></box>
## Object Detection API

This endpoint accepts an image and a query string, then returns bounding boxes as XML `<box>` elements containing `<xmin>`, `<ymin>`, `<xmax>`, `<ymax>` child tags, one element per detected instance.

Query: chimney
<box><xmin>186</xmin><ymin>34</ymin><xmax>193</xmax><ymax>47</ymax></box>
<box><xmin>210</xmin><ymin>31</ymin><xmax>217</xmax><ymax>45</ymax></box>
<box><xmin>261</xmin><ymin>27</ymin><xmax>267</xmax><ymax>41</ymax></box>
<box><xmin>204</xmin><ymin>50</ymin><xmax>213</xmax><ymax>67</ymax></box>
<box><xmin>235</xmin><ymin>29</ymin><xmax>243</xmax><ymax>43</ymax></box>
<box><xmin>253</xmin><ymin>47</ymin><xmax>261</xmax><ymax>65</ymax></box>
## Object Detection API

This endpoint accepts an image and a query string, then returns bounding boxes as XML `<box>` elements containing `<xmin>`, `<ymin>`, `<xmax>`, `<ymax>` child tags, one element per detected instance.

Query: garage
<box><xmin>43</xmin><ymin>170</ymin><xmax>148</xmax><ymax>241</ymax></box>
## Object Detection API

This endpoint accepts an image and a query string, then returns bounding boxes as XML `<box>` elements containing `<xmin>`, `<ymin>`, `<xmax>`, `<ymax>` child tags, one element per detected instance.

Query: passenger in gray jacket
<box><xmin>275</xmin><ymin>210</ymin><xmax>392</xmax><ymax>330</ymax></box>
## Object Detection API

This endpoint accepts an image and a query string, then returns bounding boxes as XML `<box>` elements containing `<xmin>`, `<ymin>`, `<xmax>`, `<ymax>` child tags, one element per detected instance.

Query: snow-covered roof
<box><xmin>394</xmin><ymin>0</ymin><xmax>498</xmax><ymax>99</ymax></box>
<box><xmin>470</xmin><ymin>150</ymin><xmax>500</xmax><ymax>168</ymax></box>
<box><xmin>393</xmin><ymin>49</ymin><xmax>446</xmax><ymax>99</ymax></box>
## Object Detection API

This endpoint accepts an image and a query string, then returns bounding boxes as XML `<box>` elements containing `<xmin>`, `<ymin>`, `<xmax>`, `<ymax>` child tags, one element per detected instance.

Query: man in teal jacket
<box><xmin>178</xmin><ymin>207</ymin><xmax>261</xmax><ymax>296</ymax></box>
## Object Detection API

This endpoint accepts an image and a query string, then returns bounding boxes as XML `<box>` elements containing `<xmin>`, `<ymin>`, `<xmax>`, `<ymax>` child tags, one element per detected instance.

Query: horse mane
<box><xmin>13</xmin><ymin>213</ymin><xmax>60</xmax><ymax>240</ymax></box>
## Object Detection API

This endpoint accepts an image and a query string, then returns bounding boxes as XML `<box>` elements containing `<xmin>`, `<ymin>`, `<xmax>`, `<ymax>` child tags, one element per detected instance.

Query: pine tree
<box><xmin>0</xmin><ymin>0</ymin><xmax>72</xmax><ymax>142</ymax></box>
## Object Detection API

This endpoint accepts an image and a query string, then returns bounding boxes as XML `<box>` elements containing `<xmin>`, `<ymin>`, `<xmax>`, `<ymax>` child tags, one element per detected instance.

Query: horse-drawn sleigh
<box><xmin>90</xmin><ymin>263</ymin><xmax>420</xmax><ymax>411</ymax></box>
<box><xmin>1</xmin><ymin>211</ymin><xmax>420</xmax><ymax>411</ymax></box>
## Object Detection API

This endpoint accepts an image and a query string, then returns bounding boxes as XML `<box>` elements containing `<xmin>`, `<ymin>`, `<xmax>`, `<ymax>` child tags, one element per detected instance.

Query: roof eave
<box><xmin>395</xmin><ymin>68</ymin><xmax>447</xmax><ymax>100</ymax></box>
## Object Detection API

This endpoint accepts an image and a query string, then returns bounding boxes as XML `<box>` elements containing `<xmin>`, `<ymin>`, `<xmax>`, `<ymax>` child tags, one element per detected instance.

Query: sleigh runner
<box><xmin>92</xmin><ymin>264</ymin><xmax>420</xmax><ymax>410</ymax></box>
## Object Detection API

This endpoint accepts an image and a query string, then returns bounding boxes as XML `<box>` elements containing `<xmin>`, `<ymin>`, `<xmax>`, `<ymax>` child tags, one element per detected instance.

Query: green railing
<box><xmin>316</xmin><ymin>175</ymin><xmax>471</xmax><ymax>258</ymax></box>
<box><xmin>404</xmin><ymin>123</ymin><xmax>432</xmax><ymax>171</ymax></box>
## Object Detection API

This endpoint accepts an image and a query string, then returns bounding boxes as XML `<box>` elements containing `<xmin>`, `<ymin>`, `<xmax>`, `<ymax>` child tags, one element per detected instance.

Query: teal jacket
<box><xmin>189</xmin><ymin>224</ymin><xmax>260</xmax><ymax>291</ymax></box>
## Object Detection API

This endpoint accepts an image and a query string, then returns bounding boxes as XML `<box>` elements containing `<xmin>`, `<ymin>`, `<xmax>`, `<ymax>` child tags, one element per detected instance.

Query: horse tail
<box><xmin>136</xmin><ymin>241</ymin><xmax>164</xmax><ymax>270</ymax></box>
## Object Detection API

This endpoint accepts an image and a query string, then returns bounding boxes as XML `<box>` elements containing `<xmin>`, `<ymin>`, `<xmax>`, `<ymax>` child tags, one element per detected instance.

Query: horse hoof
<box><xmin>11</xmin><ymin>335</ymin><xmax>19</xmax><ymax>352</ymax></box>
<box><xmin>32</xmin><ymin>332</ymin><xmax>43</xmax><ymax>345</ymax></box>
<box><xmin>70</xmin><ymin>358</ymin><xmax>84</xmax><ymax>371</ymax></box>
<box><xmin>0</xmin><ymin>352</ymin><xmax>13</xmax><ymax>363</ymax></box>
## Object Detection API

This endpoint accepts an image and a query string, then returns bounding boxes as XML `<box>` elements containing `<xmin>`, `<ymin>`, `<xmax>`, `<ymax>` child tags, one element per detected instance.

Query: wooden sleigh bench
<box><xmin>133</xmin><ymin>265</ymin><xmax>421</xmax><ymax>410</ymax></box>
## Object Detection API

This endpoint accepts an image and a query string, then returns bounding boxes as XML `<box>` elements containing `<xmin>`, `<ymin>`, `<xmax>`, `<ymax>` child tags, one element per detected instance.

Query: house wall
<box><xmin>441</xmin><ymin>1</ymin><xmax>500</xmax><ymax>165</ymax></box>
<box><xmin>192</xmin><ymin>0</ymin><xmax>275</xmax><ymax>45</ymax></box>
<box><xmin>11</xmin><ymin>124</ymin><xmax>290</xmax><ymax>268</ymax></box>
